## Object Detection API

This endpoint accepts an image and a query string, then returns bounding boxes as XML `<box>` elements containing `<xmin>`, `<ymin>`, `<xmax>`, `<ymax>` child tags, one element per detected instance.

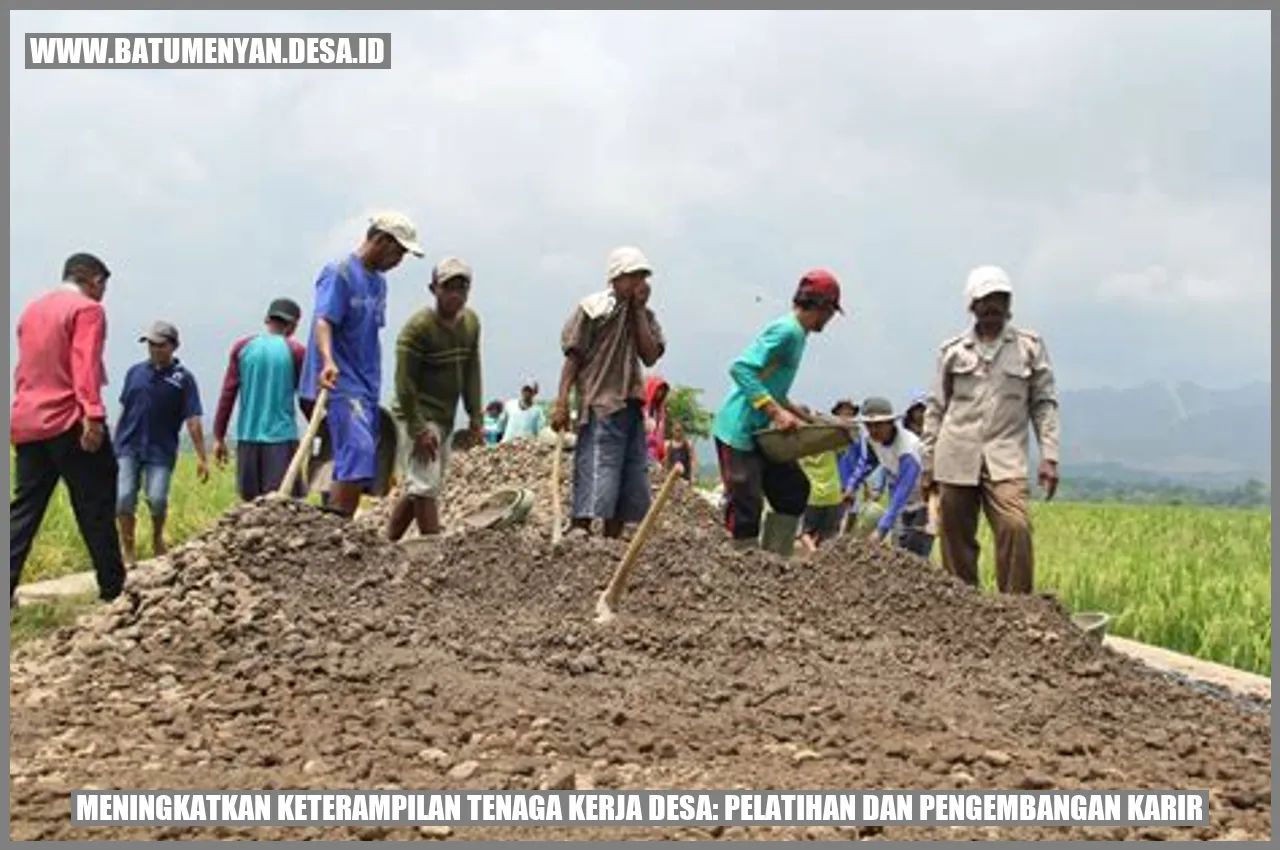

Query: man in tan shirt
<box><xmin>551</xmin><ymin>246</ymin><xmax>666</xmax><ymax>539</ymax></box>
<box><xmin>920</xmin><ymin>265</ymin><xmax>1061</xmax><ymax>594</ymax></box>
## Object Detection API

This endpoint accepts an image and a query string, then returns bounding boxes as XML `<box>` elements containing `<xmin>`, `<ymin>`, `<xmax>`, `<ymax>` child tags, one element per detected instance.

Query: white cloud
<box><xmin>8</xmin><ymin>10</ymin><xmax>1271</xmax><ymax>411</ymax></box>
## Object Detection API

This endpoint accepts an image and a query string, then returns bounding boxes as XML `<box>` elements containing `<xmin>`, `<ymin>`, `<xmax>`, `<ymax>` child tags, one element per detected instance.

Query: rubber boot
<box><xmin>730</xmin><ymin>537</ymin><xmax>758</xmax><ymax>551</ymax></box>
<box><xmin>760</xmin><ymin>512</ymin><xmax>801</xmax><ymax>558</ymax></box>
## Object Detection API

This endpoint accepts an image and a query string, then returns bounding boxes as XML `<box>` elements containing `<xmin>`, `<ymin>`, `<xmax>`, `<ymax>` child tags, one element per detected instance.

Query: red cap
<box><xmin>796</xmin><ymin>268</ymin><xmax>843</xmax><ymax>313</ymax></box>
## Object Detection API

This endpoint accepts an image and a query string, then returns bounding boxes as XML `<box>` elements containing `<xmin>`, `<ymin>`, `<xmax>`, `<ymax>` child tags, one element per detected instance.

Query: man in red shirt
<box><xmin>10</xmin><ymin>253</ymin><xmax>128</xmax><ymax>608</ymax></box>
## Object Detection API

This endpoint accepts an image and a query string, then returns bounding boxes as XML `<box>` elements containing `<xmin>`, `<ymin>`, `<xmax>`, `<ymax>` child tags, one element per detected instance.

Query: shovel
<box><xmin>594</xmin><ymin>462</ymin><xmax>684</xmax><ymax>625</ymax></box>
<box><xmin>550</xmin><ymin>430</ymin><xmax>565</xmax><ymax>547</ymax></box>
<box><xmin>275</xmin><ymin>387</ymin><xmax>330</xmax><ymax>499</ymax></box>
<box><xmin>925</xmin><ymin>491</ymin><xmax>941</xmax><ymax>537</ymax></box>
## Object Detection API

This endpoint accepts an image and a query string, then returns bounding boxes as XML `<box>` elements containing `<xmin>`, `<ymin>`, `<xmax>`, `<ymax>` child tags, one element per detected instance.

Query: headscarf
<box><xmin>644</xmin><ymin>375</ymin><xmax>671</xmax><ymax>463</ymax></box>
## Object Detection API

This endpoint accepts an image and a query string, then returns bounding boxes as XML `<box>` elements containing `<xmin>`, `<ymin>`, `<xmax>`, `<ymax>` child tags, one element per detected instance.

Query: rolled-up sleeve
<box><xmin>560</xmin><ymin>307</ymin><xmax>591</xmax><ymax>360</ymax></box>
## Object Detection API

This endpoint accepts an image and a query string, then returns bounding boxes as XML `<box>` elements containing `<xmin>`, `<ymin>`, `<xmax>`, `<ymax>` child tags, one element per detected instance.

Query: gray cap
<box><xmin>858</xmin><ymin>396</ymin><xmax>896</xmax><ymax>424</ymax></box>
<box><xmin>139</xmin><ymin>320</ymin><xmax>179</xmax><ymax>346</ymax></box>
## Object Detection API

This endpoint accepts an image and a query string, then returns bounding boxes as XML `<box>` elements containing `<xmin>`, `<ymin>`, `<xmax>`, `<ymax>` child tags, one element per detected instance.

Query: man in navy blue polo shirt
<box><xmin>115</xmin><ymin>320</ymin><xmax>209</xmax><ymax>565</ymax></box>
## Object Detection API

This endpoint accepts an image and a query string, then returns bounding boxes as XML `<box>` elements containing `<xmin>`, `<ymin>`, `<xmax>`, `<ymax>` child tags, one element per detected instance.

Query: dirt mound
<box><xmin>9</xmin><ymin>446</ymin><xmax>1272</xmax><ymax>842</ymax></box>
<box><xmin>360</xmin><ymin>438</ymin><xmax>724</xmax><ymax>539</ymax></box>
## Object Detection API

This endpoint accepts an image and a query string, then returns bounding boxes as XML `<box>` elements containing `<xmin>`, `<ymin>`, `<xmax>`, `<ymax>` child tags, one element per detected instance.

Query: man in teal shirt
<box><xmin>501</xmin><ymin>379</ymin><xmax>547</xmax><ymax>443</ymax></box>
<box><xmin>213</xmin><ymin>298</ymin><xmax>307</xmax><ymax>501</ymax></box>
<box><xmin>711</xmin><ymin>269</ymin><xmax>844</xmax><ymax>555</ymax></box>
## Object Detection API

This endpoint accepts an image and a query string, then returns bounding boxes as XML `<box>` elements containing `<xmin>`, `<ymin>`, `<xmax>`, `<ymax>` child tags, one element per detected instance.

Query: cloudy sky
<box><xmin>9</xmin><ymin>10</ymin><xmax>1271</xmax><ymax>430</ymax></box>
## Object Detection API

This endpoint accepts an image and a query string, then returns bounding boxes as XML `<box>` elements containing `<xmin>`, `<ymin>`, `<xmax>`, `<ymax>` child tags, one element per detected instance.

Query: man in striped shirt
<box><xmin>386</xmin><ymin>257</ymin><xmax>484</xmax><ymax>540</ymax></box>
<box><xmin>212</xmin><ymin>298</ymin><xmax>307</xmax><ymax>501</ymax></box>
<box><xmin>10</xmin><ymin>253</ymin><xmax>128</xmax><ymax>607</ymax></box>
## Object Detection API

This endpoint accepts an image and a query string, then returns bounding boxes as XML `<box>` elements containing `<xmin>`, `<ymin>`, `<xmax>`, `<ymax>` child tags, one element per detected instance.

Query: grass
<box><xmin>9</xmin><ymin>455</ymin><xmax>1272</xmax><ymax>676</ymax></box>
<box><xmin>991</xmin><ymin>502</ymin><xmax>1272</xmax><ymax>677</ymax></box>
<box><xmin>12</xmin><ymin>454</ymin><xmax>241</xmax><ymax>584</ymax></box>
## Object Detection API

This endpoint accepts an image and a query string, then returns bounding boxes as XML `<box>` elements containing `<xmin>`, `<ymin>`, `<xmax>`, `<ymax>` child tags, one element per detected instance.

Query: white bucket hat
<box><xmin>606</xmin><ymin>246</ymin><xmax>653</xmax><ymax>281</ymax></box>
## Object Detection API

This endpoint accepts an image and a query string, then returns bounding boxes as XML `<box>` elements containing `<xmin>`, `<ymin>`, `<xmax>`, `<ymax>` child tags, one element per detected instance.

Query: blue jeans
<box><xmin>116</xmin><ymin>456</ymin><xmax>175</xmax><ymax>519</ymax></box>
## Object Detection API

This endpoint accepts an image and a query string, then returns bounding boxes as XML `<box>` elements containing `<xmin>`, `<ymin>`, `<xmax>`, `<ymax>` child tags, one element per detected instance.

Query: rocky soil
<box><xmin>9</xmin><ymin>441</ymin><xmax>1272</xmax><ymax>841</ymax></box>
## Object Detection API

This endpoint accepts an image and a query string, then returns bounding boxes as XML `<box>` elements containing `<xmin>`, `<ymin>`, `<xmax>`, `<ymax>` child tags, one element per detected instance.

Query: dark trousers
<box><xmin>10</xmin><ymin>425</ymin><xmax>126</xmax><ymax>603</ymax></box>
<box><xmin>896</xmin><ymin>505</ymin><xmax>936</xmax><ymax>558</ymax></box>
<box><xmin>715</xmin><ymin>438</ymin><xmax>810</xmax><ymax>541</ymax></box>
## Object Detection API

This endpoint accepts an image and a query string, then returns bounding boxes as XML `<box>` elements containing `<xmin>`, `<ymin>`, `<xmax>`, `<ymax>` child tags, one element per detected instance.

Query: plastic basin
<box><xmin>1071</xmin><ymin>612</ymin><xmax>1111</xmax><ymax>643</ymax></box>
<box><xmin>754</xmin><ymin>419</ymin><xmax>857</xmax><ymax>464</ymax></box>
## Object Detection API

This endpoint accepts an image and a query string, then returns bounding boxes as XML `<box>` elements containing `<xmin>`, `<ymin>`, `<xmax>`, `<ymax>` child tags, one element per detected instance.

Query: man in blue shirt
<box><xmin>845</xmin><ymin>396</ymin><xmax>933</xmax><ymax>558</ymax></box>
<box><xmin>711</xmin><ymin>269</ymin><xmax>843</xmax><ymax>556</ymax></box>
<box><xmin>299</xmin><ymin>211</ymin><xmax>424</xmax><ymax>518</ymax></box>
<box><xmin>114</xmin><ymin>320</ymin><xmax>208</xmax><ymax>564</ymax></box>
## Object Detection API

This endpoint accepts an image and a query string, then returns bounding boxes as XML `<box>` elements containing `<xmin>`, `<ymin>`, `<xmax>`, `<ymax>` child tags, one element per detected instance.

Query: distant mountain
<box><xmin>1054</xmin><ymin>381</ymin><xmax>1270</xmax><ymax>487</ymax></box>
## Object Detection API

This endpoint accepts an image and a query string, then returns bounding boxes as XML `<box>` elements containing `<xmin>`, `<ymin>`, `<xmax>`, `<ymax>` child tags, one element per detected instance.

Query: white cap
<box><xmin>432</xmin><ymin>256</ymin><xmax>472</xmax><ymax>285</ymax></box>
<box><xmin>369</xmin><ymin>211</ymin><xmax>425</xmax><ymax>257</ymax></box>
<box><xmin>964</xmin><ymin>265</ymin><xmax>1013</xmax><ymax>306</ymax></box>
<box><xmin>606</xmin><ymin>246</ymin><xmax>653</xmax><ymax>282</ymax></box>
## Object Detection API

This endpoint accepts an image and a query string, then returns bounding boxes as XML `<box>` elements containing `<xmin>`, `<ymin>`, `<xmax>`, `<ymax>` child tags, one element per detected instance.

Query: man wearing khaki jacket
<box><xmin>920</xmin><ymin>265</ymin><xmax>1061</xmax><ymax>594</ymax></box>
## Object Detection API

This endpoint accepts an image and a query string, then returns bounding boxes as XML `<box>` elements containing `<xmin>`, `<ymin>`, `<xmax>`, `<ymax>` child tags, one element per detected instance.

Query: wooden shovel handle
<box><xmin>599</xmin><ymin>462</ymin><xmax>684</xmax><ymax>611</ymax></box>
<box><xmin>278</xmin><ymin>387</ymin><xmax>330</xmax><ymax>497</ymax></box>
<box><xmin>550</xmin><ymin>430</ymin><xmax>564</xmax><ymax>545</ymax></box>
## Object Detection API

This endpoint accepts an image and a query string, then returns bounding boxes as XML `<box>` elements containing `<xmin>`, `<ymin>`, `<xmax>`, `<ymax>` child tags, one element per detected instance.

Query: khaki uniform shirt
<box><xmin>921</xmin><ymin>324</ymin><xmax>1060</xmax><ymax>486</ymax></box>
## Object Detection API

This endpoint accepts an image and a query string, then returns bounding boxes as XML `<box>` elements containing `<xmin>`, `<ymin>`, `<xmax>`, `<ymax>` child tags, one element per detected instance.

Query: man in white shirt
<box><xmin>501</xmin><ymin>378</ymin><xmax>547</xmax><ymax>443</ymax></box>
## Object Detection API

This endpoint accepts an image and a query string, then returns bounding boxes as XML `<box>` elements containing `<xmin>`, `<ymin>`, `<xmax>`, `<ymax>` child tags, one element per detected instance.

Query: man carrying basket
<box><xmin>710</xmin><ymin>270</ymin><xmax>844</xmax><ymax>556</ymax></box>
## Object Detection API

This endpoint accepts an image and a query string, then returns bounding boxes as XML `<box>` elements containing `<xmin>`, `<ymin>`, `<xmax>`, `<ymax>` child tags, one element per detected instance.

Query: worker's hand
<box><xmin>319</xmin><ymin>359</ymin><xmax>339</xmax><ymax>391</ymax></box>
<box><xmin>550</xmin><ymin>398</ymin><xmax>572</xmax><ymax>433</ymax></box>
<box><xmin>768</xmin><ymin>406</ymin><xmax>802</xmax><ymax>432</ymax></box>
<box><xmin>790</xmin><ymin>403</ymin><xmax>813</xmax><ymax>421</ymax></box>
<box><xmin>468</xmin><ymin>420</ymin><xmax>484</xmax><ymax>450</ymax></box>
<box><xmin>868</xmin><ymin>527</ymin><xmax>891</xmax><ymax>546</ymax></box>
<box><xmin>79</xmin><ymin>418</ymin><xmax>105</xmax><ymax>453</ymax></box>
<box><xmin>213</xmin><ymin>439</ymin><xmax>229</xmax><ymax>468</ymax></box>
<box><xmin>632</xmin><ymin>279</ymin><xmax>651</xmax><ymax>308</ymax></box>
<box><xmin>196</xmin><ymin>458</ymin><xmax>210</xmax><ymax>483</ymax></box>
<box><xmin>1038</xmin><ymin>459</ymin><xmax>1059</xmax><ymax>501</ymax></box>
<box><xmin>920</xmin><ymin>470</ymin><xmax>936</xmax><ymax>497</ymax></box>
<box><xmin>415</xmin><ymin>429</ymin><xmax>439</xmax><ymax>463</ymax></box>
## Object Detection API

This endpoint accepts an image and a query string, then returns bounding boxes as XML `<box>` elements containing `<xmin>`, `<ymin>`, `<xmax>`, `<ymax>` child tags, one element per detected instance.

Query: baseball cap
<box><xmin>267</xmin><ymin>298</ymin><xmax>302</xmax><ymax>324</ymax></box>
<box><xmin>369</xmin><ymin>211</ymin><xmax>425</xmax><ymax>257</ymax></box>
<box><xmin>432</xmin><ymin>257</ymin><xmax>473</xmax><ymax>286</ymax></box>
<box><xmin>964</xmin><ymin>265</ymin><xmax>1013</xmax><ymax>306</ymax></box>
<box><xmin>139</xmin><ymin>320</ymin><xmax>180</xmax><ymax>346</ymax></box>
<box><xmin>607</xmin><ymin>246</ymin><xmax>653</xmax><ymax>281</ymax></box>
<box><xmin>796</xmin><ymin>269</ymin><xmax>843</xmax><ymax>313</ymax></box>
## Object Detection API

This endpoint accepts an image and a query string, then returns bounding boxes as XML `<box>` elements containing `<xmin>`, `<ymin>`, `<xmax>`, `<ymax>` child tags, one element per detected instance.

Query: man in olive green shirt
<box><xmin>386</xmin><ymin>257</ymin><xmax>484</xmax><ymax>540</ymax></box>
